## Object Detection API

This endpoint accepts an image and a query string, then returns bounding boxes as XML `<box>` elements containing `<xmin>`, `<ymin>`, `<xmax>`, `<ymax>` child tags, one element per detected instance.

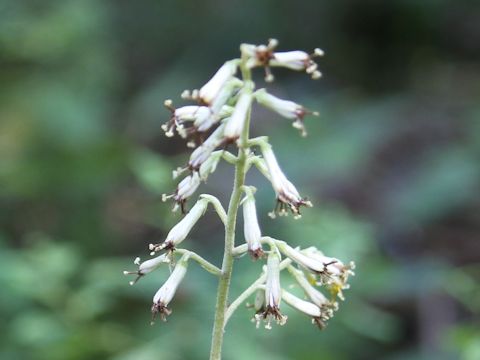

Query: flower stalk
<box><xmin>209</xmin><ymin>59</ymin><xmax>253</xmax><ymax>360</ymax></box>
<box><xmin>125</xmin><ymin>39</ymin><xmax>354</xmax><ymax>360</ymax></box>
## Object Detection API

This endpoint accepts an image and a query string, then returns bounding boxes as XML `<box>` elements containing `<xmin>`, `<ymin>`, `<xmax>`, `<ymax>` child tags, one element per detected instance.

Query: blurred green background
<box><xmin>1</xmin><ymin>0</ymin><xmax>479</xmax><ymax>359</ymax></box>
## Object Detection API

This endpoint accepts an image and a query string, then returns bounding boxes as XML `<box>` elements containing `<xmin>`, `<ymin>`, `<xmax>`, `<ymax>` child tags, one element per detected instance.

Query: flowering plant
<box><xmin>125</xmin><ymin>39</ymin><xmax>354</xmax><ymax>360</ymax></box>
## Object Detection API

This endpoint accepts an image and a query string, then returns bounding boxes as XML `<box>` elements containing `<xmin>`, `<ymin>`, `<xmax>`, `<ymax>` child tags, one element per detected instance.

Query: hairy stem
<box><xmin>209</xmin><ymin>63</ymin><xmax>252</xmax><ymax>360</ymax></box>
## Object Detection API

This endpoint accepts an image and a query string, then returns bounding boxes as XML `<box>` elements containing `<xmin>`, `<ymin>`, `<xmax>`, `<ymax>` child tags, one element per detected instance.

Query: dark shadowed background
<box><xmin>1</xmin><ymin>0</ymin><xmax>479</xmax><ymax>359</ymax></box>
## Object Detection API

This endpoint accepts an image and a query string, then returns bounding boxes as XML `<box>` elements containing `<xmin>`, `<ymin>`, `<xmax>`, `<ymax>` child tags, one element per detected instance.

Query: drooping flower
<box><xmin>254</xmin><ymin>252</ymin><xmax>287</xmax><ymax>329</ymax></box>
<box><xmin>150</xmin><ymin>198</ymin><xmax>208</xmax><ymax>252</ymax></box>
<box><xmin>260</xmin><ymin>144</ymin><xmax>312</xmax><ymax>218</ymax></box>
<box><xmin>288</xmin><ymin>266</ymin><xmax>338</xmax><ymax>327</ymax></box>
<box><xmin>255</xmin><ymin>88</ymin><xmax>318</xmax><ymax>136</ymax></box>
<box><xmin>281</xmin><ymin>289</ymin><xmax>327</xmax><ymax>330</ymax></box>
<box><xmin>151</xmin><ymin>255</ymin><xmax>189</xmax><ymax>323</ymax></box>
<box><xmin>278</xmin><ymin>242</ymin><xmax>354</xmax><ymax>301</ymax></box>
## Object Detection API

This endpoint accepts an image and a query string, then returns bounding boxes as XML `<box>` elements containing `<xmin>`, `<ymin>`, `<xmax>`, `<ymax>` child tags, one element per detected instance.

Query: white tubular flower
<box><xmin>162</xmin><ymin>172</ymin><xmax>201</xmax><ymax>213</ymax></box>
<box><xmin>162</xmin><ymin>101</ymin><xmax>213</xmax><ymax>138</ymax></box>
<box><xmin>282</xmin><ymin>289</ymin><xmax>320</xmax><ymax>317</ymax></box>
<box><xmin>270</xmin><ymin>51</ymin><xmax>310</xmax><ymax>70</ymax></box>
<box><xmin>260</xmin><ymin>144</ymin><xmax>312</xmax><ymax>218</ymax></box>
<box><xmin>151</xmin><ymin>255</ymin><xmax>189</xmax><ymax>323</ymax></box>
<box><xmin>188</xmin><ymin>124</ymin><xmax>226</xmax><ymax>171</ymax></box>
<box><xmin>281</xmin><ymin>244</ymin><xmax>355</xmax><ymax>301</ymax></box>
<box><xmin>281</xmin><ymin>290</ymin><xmax>328</xmax><ymax>330</ymax></box>
<box><xmin>199</xmin><ymin>60</ymin><xmax>238</xmax><ymax>105</ymax></box>
<box><xmin>123</xmin><ymin>254</ymin><xmax>170</xmax><ymax>285</ymax></box>
<box><xmin>254</xmin><ymin>252</ymin><xmax>287</xmax><ymax>329</ymax></box>
<box><xmin>242</xmin><ymin>190</ymin><xmax>264</xmax><ymax>260</ymax></box>
<box><xmin>289</xmin><ymin>266</ymin><xmax>338</xmax><ymax>327</ymax></box>
<box><xmin>223</xmin><ymin>89</ymin><xmax>253</xmax><ymax>141</ymax></box>
<box><xmin>270</xmin><ymin>48</ymin><xmax>324</xmax><ymax>79</ymax></box>
<box><xmin>255</xmin><ymin>89</ymin><xmax>318</xmax><ymax>137</ymax></box>
<box><xmin>151</xmin><ymin>198</ymin><xmax>208</xmax><ymax>253</ymax></box>
<box><xmin>277</xmin><ymin>242</ymin><xmax>325</xmax><ymax>274</ymax></box>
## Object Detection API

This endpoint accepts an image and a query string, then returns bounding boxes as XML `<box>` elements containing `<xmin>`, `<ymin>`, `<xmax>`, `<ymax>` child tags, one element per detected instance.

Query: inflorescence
<box><xmin>125</xmin><ymin>39</ymin><xmax>354</xmax><ymax>331</ymax></box>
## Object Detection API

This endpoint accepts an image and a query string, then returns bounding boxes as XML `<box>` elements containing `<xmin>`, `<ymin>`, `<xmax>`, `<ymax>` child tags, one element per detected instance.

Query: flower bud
<box><xmin>151</xmin><ymin>255</ymin><xmax>189</xmax><ymax>323</ymax></box>
<box><xmin>199</xmin><ymin>60</ymin><xmax>238</xmax><ymax>105</ymax></box>
<box><xmin>242</xmin><ymin>191</ymin><xmax>264</xmax><ymax>260</ymax></box>
<box><xmin>260</xmin><ymin>144</ymin><xmax>312</xmax><ymax>217</ymax></box>
<box><xmin>223</xmin><ymin>90</ymin><xmax>253</xmax><ymax>141</ymax></box>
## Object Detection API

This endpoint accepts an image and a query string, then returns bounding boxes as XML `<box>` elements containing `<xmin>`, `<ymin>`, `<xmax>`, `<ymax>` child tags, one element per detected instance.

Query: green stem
<box><xmin>174</xmin><ymin>249</ymin><xmax>222</xmax><ymax>276</ymax></box>
<box><xmin>199</xmin><ymin>194</ymin><xmax>228</xmax><ymax>225</ymax></box>
<box><xmin>209</xmin><ymin>62</ymin><xmax>253</xmax><ymax>360</ymax></box>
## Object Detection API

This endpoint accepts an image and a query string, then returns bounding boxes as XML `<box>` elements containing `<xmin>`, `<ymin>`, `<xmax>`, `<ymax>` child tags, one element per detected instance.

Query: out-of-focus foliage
<box><xmin>1</xmin><ymin>0</ymin><xmax>479</xmax><ymax>359</ymax></box>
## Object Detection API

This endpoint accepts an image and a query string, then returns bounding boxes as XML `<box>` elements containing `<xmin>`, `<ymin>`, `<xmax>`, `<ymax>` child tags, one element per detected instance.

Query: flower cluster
<box><xmin>125</xmin><ymin>40</ymin><xmax>354</xmax><ymax>336</ymax></box>
<box><xmin>240</xmin><ymin>38</ymin><xmax>324</xmax><ymax>82</ymax></box>
<box><xmin>246</xmin><ymin>239</ymin><xmax>354</xmax><ymax>330</ymax></box>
